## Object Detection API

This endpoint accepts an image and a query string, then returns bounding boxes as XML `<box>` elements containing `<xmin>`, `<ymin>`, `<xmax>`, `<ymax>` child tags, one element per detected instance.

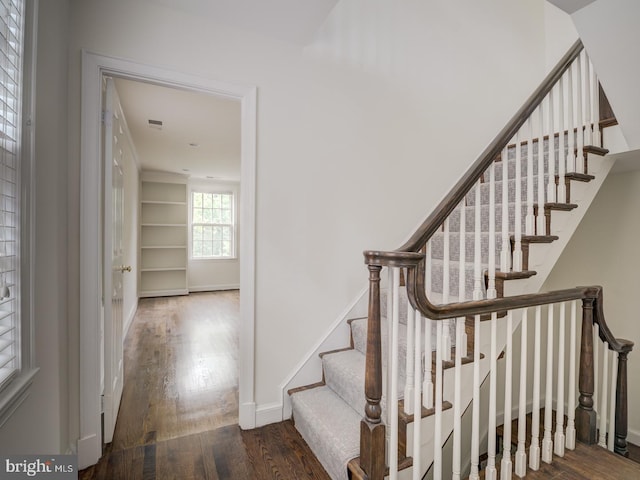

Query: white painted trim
<box><xmin>123</xmin><ymin>300</ymin><xmax>138</xmax><ymax>339</ymax></box>
<box><xmin>280</xmin><ymin>285</ymin><xmax>368</xmax><ymax>420</ymax></box>
<box><xmin>80</xmin><ymin>51</ymin><xmax>257</xmax><ymax>466</ymax></box>
<box><xmin>189</xmin><ymin>284</ymin><xmax>240</xmax><ymax>293</ymax></box>
<box><xmin>255</xmin><ymin>402</ymin><xmax>284</xmax><ymax>428</ymax></box>
<box><xmin>628</xmin><ymin>428</ymin><xmax>640</xmax><ymax>446</ymax></box>
<box><xmin>139</xmin><ymin>289</ymin><xmax>189</xmax><ymax>298</ymax></box>
<box><xmin>0</xmin><ymin>368</ymin><xmax>38</xmax><ymax>429</ymax></box>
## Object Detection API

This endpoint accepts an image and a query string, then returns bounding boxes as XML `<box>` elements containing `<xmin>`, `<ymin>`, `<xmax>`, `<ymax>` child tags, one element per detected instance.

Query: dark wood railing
<box><xmin>357</xmin><ymin>39</ymin><xmax>634</xmax><ymax>479</ymax></box>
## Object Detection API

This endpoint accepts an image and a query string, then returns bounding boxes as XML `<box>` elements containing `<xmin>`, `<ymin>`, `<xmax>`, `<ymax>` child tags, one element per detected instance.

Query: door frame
<box><xmin>79</xmin><ymin>51</ymin><xmax>257</xmax><ymax>469</ymax></box>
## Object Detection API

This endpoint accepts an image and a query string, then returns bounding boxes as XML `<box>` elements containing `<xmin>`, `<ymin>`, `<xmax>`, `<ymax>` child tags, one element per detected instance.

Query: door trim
<box><xmin>79</xmin><ymin>51</ymin><xmax>257</xmax><ymax>469</ymax></box>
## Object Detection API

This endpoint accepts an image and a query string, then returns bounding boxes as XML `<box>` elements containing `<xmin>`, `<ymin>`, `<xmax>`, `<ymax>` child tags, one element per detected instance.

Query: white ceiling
<box><xmin>146</xmin><ymin>0</ymin><xmax>338</xmax><ymax>44</ymax></box>
<box><xmin>113</xmin><ymin>78</ymin><xmax>241</xmax><ymax>180</ymax></box>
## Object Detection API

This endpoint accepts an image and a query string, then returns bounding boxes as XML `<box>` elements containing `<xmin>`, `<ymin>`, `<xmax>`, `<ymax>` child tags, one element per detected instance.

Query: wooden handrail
<box><xmin>397</xmin><ymin>40</ymin><xmax>584</xmax><ymax>254</ymax></box>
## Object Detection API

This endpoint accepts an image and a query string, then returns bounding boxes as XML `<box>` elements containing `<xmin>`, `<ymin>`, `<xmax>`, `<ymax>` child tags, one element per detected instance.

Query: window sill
<box><xmin>189</xmin><ymin>257</ymin><xmax>238</xmax><ymax>262</ymax></box>
<box><xmin>0</xmin><ymin>367</ymin><xmax>39</xmax><ymax>428</ymax></box>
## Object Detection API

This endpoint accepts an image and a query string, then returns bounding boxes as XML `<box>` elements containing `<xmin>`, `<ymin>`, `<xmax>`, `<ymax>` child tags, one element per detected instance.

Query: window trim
<box><xmin>0</xmin><ymin>0</ymin><xmax>38</xmax><ymax>427</ymax></box>
<box><xmin>188</xmin><ymin>182</ymin><xmax>239</xmax><ymax>261</ymax></box>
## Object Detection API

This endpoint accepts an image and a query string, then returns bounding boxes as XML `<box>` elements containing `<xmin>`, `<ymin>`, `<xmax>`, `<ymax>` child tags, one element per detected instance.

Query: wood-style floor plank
<box><xmin>80</xmin><ymin>291</ymin><xmax>329</xmax><ymax>479</ymax></box>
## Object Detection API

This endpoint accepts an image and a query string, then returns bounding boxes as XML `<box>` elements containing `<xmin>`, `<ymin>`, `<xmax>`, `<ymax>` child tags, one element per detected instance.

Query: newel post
<box><xmin>615</xmin><ymin>350</ymin><xmax>629</xmax><ymax>457</ymax></box>
<box><xmin>360</xmin><ymin>263</ymin><xmax>386</xmax><ymax>480</ymax></box>
<box><xmin>576</xmin><ymin>295</ymin><xmax>597</xmax><ymax>444</ymax></box>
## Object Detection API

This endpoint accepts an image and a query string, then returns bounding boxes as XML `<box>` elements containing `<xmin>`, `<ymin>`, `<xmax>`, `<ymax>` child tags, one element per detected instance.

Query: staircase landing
<box><xmin>473</xmin><ymin>443</ymin><xmax>640</xmax><ymax>479</ymax></box>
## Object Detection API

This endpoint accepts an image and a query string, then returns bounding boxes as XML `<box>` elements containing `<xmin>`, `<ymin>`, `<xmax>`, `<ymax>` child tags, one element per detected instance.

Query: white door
<box><xmin>102</xmin><ymin>77</ymin><xmax>127</xmax><ymax>443</ymax></box>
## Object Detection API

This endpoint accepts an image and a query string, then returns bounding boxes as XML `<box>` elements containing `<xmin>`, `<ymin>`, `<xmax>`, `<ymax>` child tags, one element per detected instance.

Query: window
<box><xmin>0</xmin><ymin>0</ymin><xmax>36</xmax><ymax>420</ymax></box>
<box><xmin>191</xmin><ymin>191</ymin><xmax>235</xmax><ymax>258</ymax></box>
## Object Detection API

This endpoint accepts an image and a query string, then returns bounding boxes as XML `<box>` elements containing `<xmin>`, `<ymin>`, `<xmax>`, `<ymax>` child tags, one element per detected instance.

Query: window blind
<box><xmin>0</xmin><ymin>0</ymin><xmax>23</xmax><ymax>390</ymax></box>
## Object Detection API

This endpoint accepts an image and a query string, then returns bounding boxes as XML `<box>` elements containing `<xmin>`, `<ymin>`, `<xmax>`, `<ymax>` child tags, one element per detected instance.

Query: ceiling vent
<box><xmin>148</xmin><ymin>119</ymin><xmax>163</xmax><ymax>130</ymax></box>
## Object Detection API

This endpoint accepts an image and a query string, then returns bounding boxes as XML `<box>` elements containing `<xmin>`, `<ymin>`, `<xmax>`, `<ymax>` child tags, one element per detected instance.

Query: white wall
<box><xmin>188</xmin><ymin>179</ymin><xmax>240</xmax><ymax>292</ymax></box>
<box><xmin>0</xmin><ymin>0</ymin><xmax>71</xmax><ymax>454</ymax></box>
<box><xmin>65</xmin><ymin>0</ymin><xmax>552</xmax><ymax>419</ymax></box>
<box><xmin>542</xmin><ymin>164</ymin><xmax>640</xmax><ymax>444</ymax></box>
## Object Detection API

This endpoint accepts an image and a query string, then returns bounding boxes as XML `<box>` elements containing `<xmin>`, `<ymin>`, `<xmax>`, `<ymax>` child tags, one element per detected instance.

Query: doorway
<box><xmin>79</xmin><ymin>52</ymin><xmax>257</xmax><ymax>469</ymax></box>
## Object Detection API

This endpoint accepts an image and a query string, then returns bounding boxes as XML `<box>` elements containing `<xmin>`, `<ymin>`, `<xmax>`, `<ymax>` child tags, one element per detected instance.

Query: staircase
<box><xmin>288</xmin><ymin>40</ymin><xmax>635</xmax><ymax>480</ymax></box>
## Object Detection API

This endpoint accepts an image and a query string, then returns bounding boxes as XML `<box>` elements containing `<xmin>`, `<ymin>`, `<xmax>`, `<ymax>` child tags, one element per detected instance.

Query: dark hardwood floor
<box><xmin>80</xmin><ymin>291</ymin><xmax>329</xmax><ymax>479</ymax></box>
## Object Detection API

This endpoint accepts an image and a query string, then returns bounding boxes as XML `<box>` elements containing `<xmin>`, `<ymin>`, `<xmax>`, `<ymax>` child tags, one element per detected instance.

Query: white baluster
<box><xmin>434</xmin><ymin>320</ymin><xmax>443</xmax><ymax>480</ymax></box>
<box><xmin>525</xmin><ymin>119</ymin><xmax>535</xmax><ymax>236</ymax></box>
<box><xmin>501</xmin><ymin>310</ymin><xmax>514</xmax><ymax>480</ymax></box>
<box><xmin>558</xmin><ymin>75</ymin><xmax>567</xmax><ymax>204</ymax></box>
<box><xmin>592</xmin><ymin>59</ymin><xmax>601</xmax><ymax>146</ymax></box>
<box><xmin>547</xmin><ymin>89</ymin><xmax>557</xmax><ymax>204</ymax></box>
<box><xmin>458</xmin><ymin>199</ymin><xmax>468</xmax><ymax>357</ymax></box>
<box><xmin>442</xmin><ymin>219</ymin><xmax>452</xmax><ymax>362</ymax></box>
<box><xmin>599</xmin><ymin>341</ymin><xmax>610</xmax><ymax>448</ymax></box>
<box><xmin>530</xmin><ymin>305</ymin><xmax>542</xmax><ymax>470</ymax></box>
<box><xmin>425</xmin><ymin>240</ymin><xmax>432</xmax><ymax>297</ymax></box>
<box><xmin>542</xmin><ymin>304</ymin><xmax>554</xmax><ymax>464</ymax></box>
<box><xmin>469</xmin><ymin>314</ymin><xmax>481</xmax><ymax>480</ymax></box>
<box><xmin>584</xmin><ymin>52</ymin><xmax>593</xmax><ymax>146</ymax></box>
<box><xmin>485</xmin><ymin>310</ymin><xmax>498</xmax><ymax>480</ymax></box>
<box><xmin>608</xmin><ymin>352</ymin><xmax>618</xmax><ymax>452</ymax></box>
<box><xmin>515</xmin><ymin>309</ymin><xmax>528</xmax><ymax>477</ymax></box>
<box><xmin>513</xmin><ymin>132</ymin><xmax>523</xmax><ymax>272</ymax></box>
<box><xmin>500</xmin><ymin>147</ymin><xmax>511</xmax><ymax>272</ymax></box>
<box><xmin>404</xmin><ymin>304</ymin><xmax>415</xmax><ymax>415</ymax></box>
<box><xmin>567</xmin><ymin>60</ymin><xmax>577</xmax><ymax>173</ymax></box>
<box><xmin>473</xmin><ymin>178</ymin><xmax>483</xmax><ymax>301</ymax></box>
<box><xmin>389</xmin><ymin>267</ymin><xmax>400</xmax><ymax>479</ymax></box>
<box><xmin>537</xmin><ymin>105</ymin><xmax>546</xmax><ymax>235</ymax></box>
<box><xmin>566</xmin><ymin>300</ymin><xmax>577</xmax><ymax>450</ymax></box>
<box><xmin>555</xmin><ymin>302</ymin><xmax>566</xmax><ymax>457</ymax></box>
<box><xmin>413</xmin><ymin>309</ymin><xmax>422</xmax><ymax>480</ymax></box>
<box><xmin>594</xmin><ymin>324</ymin><xmax>600</xmax><ymax>428</ymax></box>
<box><xmin>488</xmin><ymin>162</ymin><xmax>497</xmax><ymax>300</ymax></box>
<box><xmin>576</xmin><ymin>53</ymin><xmax>585</xmax><ymax>173</ymax></box>
<box><xmin>453</xmin><ymin>317</ymin><xmax>463</xmax><ymax>480</ymax></box>
<box><xmin>423</xmin><ymin>242</ymin><xmax>434</xmax><ymax>410</ymax></box>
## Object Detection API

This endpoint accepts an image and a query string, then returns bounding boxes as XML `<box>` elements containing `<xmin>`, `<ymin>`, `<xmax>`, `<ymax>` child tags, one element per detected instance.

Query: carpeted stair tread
<box><xmin>290</xmin><ymin>385</ymin><xmax>360</xmax><ymax>480</ymax></box>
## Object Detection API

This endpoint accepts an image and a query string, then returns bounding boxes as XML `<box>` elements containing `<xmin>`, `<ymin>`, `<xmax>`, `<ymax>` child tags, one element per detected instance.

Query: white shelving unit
<box><xmin>139</xmin><ymin>173</ymin><xmax>189</xmax><ymax>297</ymax></box>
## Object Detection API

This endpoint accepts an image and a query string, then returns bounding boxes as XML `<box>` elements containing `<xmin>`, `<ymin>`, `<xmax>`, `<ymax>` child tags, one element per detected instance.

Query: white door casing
<box><xmin>79</xmin><ymin>52</ymin><xmax>257</xmax><ymax>469</ymax></box>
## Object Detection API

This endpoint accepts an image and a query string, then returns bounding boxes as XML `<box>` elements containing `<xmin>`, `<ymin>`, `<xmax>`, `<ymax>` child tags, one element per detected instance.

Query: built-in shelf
<box><xmin>139</xmin><ymin>173</ymin><xmax>188</xmax><ymax>298</ymax></box>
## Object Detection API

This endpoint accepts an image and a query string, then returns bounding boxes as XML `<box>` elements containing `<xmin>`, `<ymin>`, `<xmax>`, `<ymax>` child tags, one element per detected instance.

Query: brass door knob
<box><xmin>120</xmin><ymin>265</ymin><xmax>132</xmax><ymax>273</ymax></box>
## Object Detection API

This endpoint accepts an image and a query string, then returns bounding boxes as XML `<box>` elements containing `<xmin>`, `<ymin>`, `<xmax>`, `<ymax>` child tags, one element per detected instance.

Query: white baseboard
<box><xmin>77</xmin><ymin>434</ymin><xmax>101</xmax><ymax>470</ymax></box>
<box><xmin>255</xmin><ymin>402</ymin><xmax>284</xmax><ymax>428</ymax></box>
<box><xmin>189</xmin><ymin>284</ymin><xmax>240</xmax><ymax>292</ymax></box>
<box><xmin>123</xmin><ymin>300</ymin><xmax>138</xmax><ymax>338</ymax></box>
<box><xmin>628</xmin><ymin>427</ymin><xmax>640</xmax><ymax>446</ymax></box>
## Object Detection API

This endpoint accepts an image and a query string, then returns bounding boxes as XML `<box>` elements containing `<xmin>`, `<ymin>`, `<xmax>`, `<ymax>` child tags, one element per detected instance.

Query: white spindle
<box><xmin>404</xmin><ymin>305</ymin><xmax>415</xmax><ymax>415</ymax></box>
<box><xmin>525</xmin><ymin>119</ymin><xmax>535</xmax><ymax>236</ymax></box>
<box><xmin>584</xmin><ymin>53</ymin><xmax>593</xmax><ymax>146</ymax></box>
<box><xmin>501</xmin><ymin>147</ymin><xmax>511</xmax><ymax>272</ymax></box>
<box><xmin>501</xmin><ymin>311</ymin><xmax>514</xmax><ymax>480</ymax></box>
<box><xmin>558</xmin><ymin>75</ymin><xmax>567</xmax><ymax>203</ymax></box>
<box><xmin>542</xmin><ymin>304</ymin><xmax>554</xmax><ymax>464</ymax></box>
<box><xmin>537</xmin><ymin>105</ymin><xmax>546</xmax><ymax>235</ymax></box>
<box><xmin>469</xmin><ymin>314</ymin><xmax>481</xmax><ymax>480</ymax></box>
<box><xmin>485</xmin><ymin>310</ymin><xmax>498</xmax><ymax>480</ymax></box>
<box><xmin>567</xmin><ymin>60</ymin><xmax>577</xmax><ymax>173</ymax></box>
<box><xmin>389</xmin><ymin>267</ymin><xmax>400</xmax><ymax>479</ymax></box>
<box><xmin>555</xmin><ymin>302</ymin><xmax>566</xmax><ymax>457</ymax></box>
<box><xmin>530</xmin><ymin>305</ymin><xmax>542</xmax><ymax>470</ymax></box>
<box><xmin>452</xmin><ymin>318</ymin><xmax>463</xmax><ymax>480</ymax></box>
<box><xmin>513</xmin><ymin>132</ymin><xmax>523</xmax><ymax>272</ymax></box>
<box><xmin>576</xmin><ymin>54</ymin><xmax>585</xmax><ymax>173</ymax></box>
<box><xmin>599</xmin><ymin>341</ymin><xmax>610</xmax><ymax>448</ymax></box>
<box><xmin>473</xmin><ymin>179</ymin><xmax>483</xmax><ymax>301</ymax></box>
<box><xmin>423</xmin><ymin>243</ymin><xmax>434</xmax><ymax>410</ymax></box>
<box><xmin>592</xmin><ymin>60</ymin><xmax>601</xmax><ymax>146</ymax></box>
<box><xmin>566</xmin><ymin>300</ymin><xmax>577</xmax><ymax>450</ymax></box>
<box><xmin>442</xmin><ymin>219</ymin><xmax>452</xmax><ymax>362</ymax></box>
<box><xmin>547</xmin><ymin>89</ymin><xmax>557</xmax><ymax>204</ymax></box>
<box><xmin>433</xmin><ymin>320</ymin><xmax>443</xmax><ymax>479</ymax></box>
<box><xmin>458</xmin><ymin>199</ymin><xmax>468</xmax><ymax>357</ymax></box>
<box><xmin>413</xmin><ymin>309</ymin><xmax>422</xmax><ymax>480</ymax></box>
<box><xmin>488</xmin><ymin>163</ymin><xmax>497</xmax><ymax>300</ymax></box>
<box><xmin>608</xmin><ymin>352</ymin><xmax>618</xmax><ymax>452</ymax></box>
<box><xmin>425</xmin><ymin>240</ymin><xmax>432</xmax><ymax>296</ymax></box>
<box><xmin>515</xmin><ymin>309</ymin><xmax>528</xmax><ymax>477</ymax></box>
